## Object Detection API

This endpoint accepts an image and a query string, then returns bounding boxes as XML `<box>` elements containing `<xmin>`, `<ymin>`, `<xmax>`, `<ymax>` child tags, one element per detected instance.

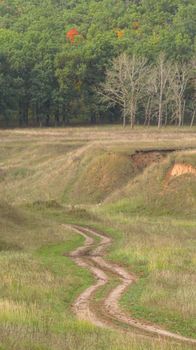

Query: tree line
<box><xmin>0</xmin><ymin>0</ymin><xmax>195</xmax><ymax>127</ymax></box>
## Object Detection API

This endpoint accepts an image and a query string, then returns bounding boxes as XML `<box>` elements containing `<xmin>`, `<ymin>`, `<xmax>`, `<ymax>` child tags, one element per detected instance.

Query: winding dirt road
<box><xmin>67</xmin><ymin>224</ymin><xmax>196</xmax><ymax>345</ymax></box>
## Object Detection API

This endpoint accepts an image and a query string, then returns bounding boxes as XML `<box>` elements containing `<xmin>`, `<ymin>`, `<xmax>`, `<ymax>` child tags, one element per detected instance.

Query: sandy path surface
<box><xmin>67</xmin><ymin>224</ymin><xmax>196</xmax><ymax>344</ymax></box>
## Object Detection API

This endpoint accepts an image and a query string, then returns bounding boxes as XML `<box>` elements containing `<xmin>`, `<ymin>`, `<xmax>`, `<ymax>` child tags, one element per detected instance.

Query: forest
<box><xmin>0</xmin><ymin>0</ymin><xmax>195</xmax><ymax>127</ymax></box>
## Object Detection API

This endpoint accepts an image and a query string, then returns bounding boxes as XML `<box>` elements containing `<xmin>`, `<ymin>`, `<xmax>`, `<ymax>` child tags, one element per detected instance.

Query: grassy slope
<box><xmin>94</xmin><ymin>151</ymin><xmax>196</xmax><ymax>337</ymax></box>
<box><xmin>1</xmin><ymin>204</ymin><xmax>189</xmax><ymax>350</ymax></box>
<box><xmin>63</xmin><ymin>148</ymin><xmax>137</xmax><ymax>203</ymax></box>
<box><xmin>104</xmin><ymin>151</ymin><xmax>196</xmax><ymax>218</ymax></box>
<box><xmin>0</xmin><ymin>204</ymin><xmax>194</xmax><ymax>350</ymax></box>
<box><xmin>0</xmin><ymin>127</ymin><xmax>196</xmax><ymax>349</ymax></box>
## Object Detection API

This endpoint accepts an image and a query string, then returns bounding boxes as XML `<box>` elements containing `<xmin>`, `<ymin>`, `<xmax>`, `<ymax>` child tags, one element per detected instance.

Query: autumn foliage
<box><xmin>66</xmin><ymin>28</ymin><xmax>79</xmax><ymax>44</ymax></box>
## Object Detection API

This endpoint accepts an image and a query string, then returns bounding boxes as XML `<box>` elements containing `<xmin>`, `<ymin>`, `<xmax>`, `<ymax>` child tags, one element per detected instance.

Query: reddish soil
<box><xmin>165</xmin><ymin>163</ymin><xmax>196</xmax><ymax>188</ymax></box>
<box><xmin>169</xmin><ymin>163</ymin><xmax>196</xmax><ymax>177</ymax></box>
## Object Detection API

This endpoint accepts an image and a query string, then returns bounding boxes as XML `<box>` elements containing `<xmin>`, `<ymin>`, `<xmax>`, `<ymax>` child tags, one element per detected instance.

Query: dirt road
<box><xmin>67</xmin><ymin>224</ymin><xmax>196</xmax><ymax>344</ymax></box>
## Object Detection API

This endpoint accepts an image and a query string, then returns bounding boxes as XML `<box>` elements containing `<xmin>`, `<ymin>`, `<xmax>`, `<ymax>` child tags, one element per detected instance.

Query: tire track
<box><xmin>69</xmin><ymin>227</ymin><xmax>109</xmax><ymax>327</ymax></box>
<box><xmin>67</xmin><ymin>224</ymin><xmax>196</xmax><ymax>344</ymax></box>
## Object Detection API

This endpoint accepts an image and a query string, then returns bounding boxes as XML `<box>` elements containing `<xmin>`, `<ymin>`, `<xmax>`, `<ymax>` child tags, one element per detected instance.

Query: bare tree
<box><xmin>188</xmin><ymin>61</ymin><xmax>196</xmax><ymax>127</ymax></box>
<box><xmin>170</xmin><ymin>62</ymin><xmax>191</xmax><ymax>127</ymax></box>
<box><xmin>99</xmin><ymin>53</ymin><xmax>194</xmax><ymax>128</ymax></box>
<box><xmin>98</xmin><ymin>53</ymin><xmax>129</xmax><ymax>127</ymax></box>
<box><xmin>125</xmin><ymin>55</ymin><xmax>148</xmax><ymax>127</ymax></box>
<box><xmin>147</xmin><ymin>54</ymin><xmax>172</xmax><ymax>128</ymax></box>
<box><xmin>98</xmin><ymin>53</ymin><xmax>147</xmax><ymax>128</ymax></box>
<box><xmin>143</xmin><ymin>95</ymin><xmax>153</xmax><ymax>126</ymax></box>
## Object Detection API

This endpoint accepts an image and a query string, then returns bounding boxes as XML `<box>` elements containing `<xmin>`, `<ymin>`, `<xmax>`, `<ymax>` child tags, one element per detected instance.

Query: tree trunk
<box><xmin>55</xmin><ymin>111</ymin><xmax>60</xmax><ymax>127</ymax></box>
<box><xmin>182</xmin><ymin>99</ymin><xmax>186</xmax><ymax>126</ymax></box>
<box><xmin>123</xmin><ymin>101</ymin><xmax>126</xmax><ymax>127</ymax></box>
<box><xmin>147</xmin><ymin>114</ymin><xmax>151</xmax><ymax>127</ymax></box>
<box><xmin>158</xmin><ymin>91</ymin><xmax>163</xmax><ymax>128</ymax></box>
<box><xmin>46</xmin><ymin>114</ymin><xmax>50</xmax><ymax>127</ymax></box>
<box><xmin>19</xmin><ymin>101</ymin><xmax>29</xmax><ymax>126</ymax></box>
<box><xmin>164</xmin><ymin>106</ymin><xmax>168</xmax><ymax>126</ymax></box>
<box><xmin>190</xmin><ymin>110</ymin><xmax>195</xmax><ymax>128</ymax></box>
<box><xmin>130</xmin><ymin>97</ymin><xmax>135</xmax><ymax>128</ymax></box>
<box><xmin>25</xmin><ymin>103</ymin><xmax>29</xmax><ymax>126</ymax></box>
<box><xmin>90</xmin><ymin>114</ymin><xmax>96</xmax><ymax>124</ymax></box>
<box><xmin>178</xmin><ymin>98</ymin><xmax>182</xmax><ymax>127</ymax></box>
<box><xmin>130</xmin><ymin>112</ymin><xmax>134</xmax><ymax>128</ymax></box>
<box><xmin>144</xmin><ymin>98</ymin><xmax>150</xmax><ymax>126</ymax></box>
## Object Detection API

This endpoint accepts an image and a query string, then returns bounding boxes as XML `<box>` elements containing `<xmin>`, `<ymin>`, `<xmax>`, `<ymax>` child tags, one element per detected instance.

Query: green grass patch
<box><xmin>121</xmin><ymin>276</ymin><xmax>196</xmax><ymax>338</ymax></box>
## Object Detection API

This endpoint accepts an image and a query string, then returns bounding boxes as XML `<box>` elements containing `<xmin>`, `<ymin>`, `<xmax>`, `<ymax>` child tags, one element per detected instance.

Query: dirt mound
<box><xmin>131</xmin><ymin>151</ymin><xmax>169</xmax><ymax>171</ymax></box>
<box><xmin>164</xmin><ymin>163</ymin><xmax>196</xmax><ymax>190</ymax></box>
<box><xmin>169</xmin><ymin>163</ymin><xmax>196</xmax><ymax>177</ymax></box>
<box><xmin>72</xmin><ymin>149</ymin><xmax>174</xmax><ymax>204</ymax></box>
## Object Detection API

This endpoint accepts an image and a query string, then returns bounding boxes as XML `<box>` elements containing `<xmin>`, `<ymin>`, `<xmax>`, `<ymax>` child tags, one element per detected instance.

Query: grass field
<box><xmin>0</xmin><ymin>126</ymin><xmax>196</xmax><ymax>349</ymax></box>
